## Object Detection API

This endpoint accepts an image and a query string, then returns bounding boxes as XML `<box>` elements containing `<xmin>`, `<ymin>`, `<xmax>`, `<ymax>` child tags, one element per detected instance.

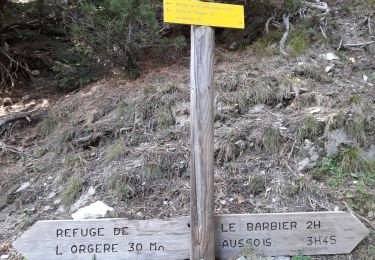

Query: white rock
<box><xmin>47</xmin><ymin>192</ymin><xmax>56</xmax><ymax>199</ymax></box>
<box><xmin>298</xmin><ymin>158</ymin><xmax>310</xmax><ymax>171</ymax></box>
<box><xmin>53</xmin><ymin>198</ymin><xmax>61</xmax><ymax>205</ymax></box>
<box><xmin>71</xmin><ymin>201</ymin><xmax>114</xmax><ymax>220</ymax></box>
<box><xmin>333</xmin><ymin>205</ymin><xmax>340</xmax><ymax>211</ymax></box>
<box><xmin>57</xmin><ymin>205</ymin><xmax>65</xmax><ymax>213</ymax></box>
<box><xmin>325</xmin><ymin>65</ymin><xmax>333</xmax><ymax>73</ymax></box>
<box><xmin>309</xmin><ymin>107</ymin><xmax>321</xmax><ymax>114</ymax></box>
<box><xmin>16</xmin><ymin>182</ymin><xmax>30</xmax><ymax>192</ymax></box>
<box><xmin>43</xmin><ymin>205</ymin><xmax>52</xmax><ymax>211</ymax></box>
<box><xmin>229</xmin><ymin>198</ymin><xmax>235</xmax><ymax>203</ymax></box>
<box><xmin>321</xmin><ymin>52</ymin><xmax>339</xmax><ymax>61</ymax></box>
<box><xmin>71</xmin><ymin>186</ymin><xmax>96</xmax><ymax>211</ymax></box>
<box><xmin>368</xmin><ymin>211</ymin><xmax>374</xmax><ymax>219</ymax></box>
<box><xmin>363</xmin><ymin>75</ymin><xmax>368</xmax><ymax>82</ymax></box>
<box><xmin>1</xmin><ymin>254</ymin><xmax>9</xmax><ymax>259</ymax></box>
<box><xmin>250</xmin><ymin>104</ymin><xmax>265</xmax><ymax>113</ymax></box>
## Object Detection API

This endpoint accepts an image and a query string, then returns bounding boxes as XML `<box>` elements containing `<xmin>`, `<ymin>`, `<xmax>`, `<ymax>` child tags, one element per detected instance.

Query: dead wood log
<box><xmin>0</xmin><ymin>109</ymin><xmax>47</xmax><ymax>129</ymax></box>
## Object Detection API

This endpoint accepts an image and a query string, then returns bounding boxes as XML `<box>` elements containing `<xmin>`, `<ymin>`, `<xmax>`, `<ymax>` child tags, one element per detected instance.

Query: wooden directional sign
<box><xmin>163</xmin><ymin>0</ymin><xmax>245</xmax><ymax>29</ymax></box>
<box><xmin>13</xmin><ymin>212</ymin><xmax>368</xmax><ymax>259</ymax></box>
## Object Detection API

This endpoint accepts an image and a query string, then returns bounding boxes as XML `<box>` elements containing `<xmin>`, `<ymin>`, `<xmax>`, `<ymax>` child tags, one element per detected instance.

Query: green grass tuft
<box><xmin>345</xmin><ymin>115</ymin><xmax>367</xmax><ymax>147</ymax></box>
<box><xmin>61</xmin><ymin>176</ymin><xmax>84</xmax><ymax>207</ymax></box>
<box><xmin>116</xmin><ymin>101</ymin><xmax>132</xmax><ymax>118</ymax></box>
<box><xmin>105</xmin><ymin>139</ymin><xmax>128</xmax><ymax>162</ymax></box>
<box><xmin>288</xmin><ymin>30</ymin><xmax>310</xmax><ymax>57</ymax></box>
<box><xmin>262</xmin><ymin>127</ymin><xmax>280</xmax><ymax>154</ymax></box>
<box><xmin>297</xmin><ymin>116</ymin><xmax>320</xmax><ymax>141</ymax></box>
<box><xmin>40</xmin><ymin>115</ymin><xmax>57</xmax><ymax>136</ymax></box>
<box><xmin>107</xmin><ymin>175</ymin><xmax>134</xmax><ymax>201</ymax></box>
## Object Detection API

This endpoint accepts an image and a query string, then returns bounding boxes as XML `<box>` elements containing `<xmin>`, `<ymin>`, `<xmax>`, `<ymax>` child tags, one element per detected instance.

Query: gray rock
<box><xmin>71</xmin><ymin>186</ymin><xmax>96</xmax><ymax>211</ymax></box>
<box><xmin>298</xmin><ymin>158</ymin><xmax>311</xmax><ymax>171</ymax></box>
<box><xmin>325</xmin><ymin>128</ymin><xmax>349</xmax><ymax>155</ymax></box>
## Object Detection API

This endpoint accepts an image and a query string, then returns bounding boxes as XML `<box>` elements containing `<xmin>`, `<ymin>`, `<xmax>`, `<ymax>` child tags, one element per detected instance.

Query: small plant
<box><xmin>250</xmin><ymin>30</ymin><xmax>283</xmax><ymax>56</ymax></box>
<box><xmin>284</xmin><ymin>0</ymin><xmax>302</xmax><ymax>13</ymax></box>
<box><xmin>337</xmin><ymin>146</ymin><xmax>367</xmax><ymax>173</ymax></box>
<box><xmin>105</xmin><ymin>140</ymin><xmax>128</xmax><ymax>162</ymax></box>
<box><xmin>291</xmin><ymin>250</ymin><xmax>311</xmax><ymax>260</ymax></box>
<box><xmin>115</xmin><ymin>101</ymin><xmax>132</xmax><ymax>118</ymax></box>
<box><xmin>216</xmin><ymin>139</ymin><xmax>238</xmax><ymax>165</ymax></box>
<box><xmin>349</xmin><ymin>95</ymin><xmax>363</xmax><ymax>105</ymax></box>
<box><xmin>61</xmin><ymin>176</ymin><xmax>84</xmax><ymax>207</ymax></box>
<box><xmin>312</xmin><ymin>157</ymin><xmax>338</xmax><ymax>181</ymax></box>
<box><xmin>349</xmin><ymin>95</ymin><xmax>366</xmax><ymax>113</ymax></box>
<box><xmin>34</xmin><ymin>147</ymin><xmax>46</xmax><ymax>158</ymax></box>
<box><xmin>249</xmin><ymin>175</ymin><xmax>266</xmax><ymax>195</ymax></box>
<box><xmin>288</xmin><ymin>30</ymin><xmax>309</xmax><ymax>57</ymax></box>
<box><xmin>286</xmin><ymin>178</ymin><xmax>309</xmax><ymax>197</ymax></box>
<box><xmin>143</xmin><ymin>163</ymin><xmax>162</xmax><ymax>179</ymax></box>
<box><xmin>40</xmin><ymin>115</ymin><xmax>57</xmax><ymax>136</ymax></box>
<box><xmin>157</xmin><ymin>107</ymin><xmax>175</xmax><ymax>129</ymax></box>
<box><xmin>345</xmin><ymin>115</ymin><xmax>367</xmax><ymax>147</ymax></box>
<box><xmin>63</xmin><ymin>154</ymin><xmax>83</xmax><ymax>168</ymax></box>
<box><xmin>107</xmin><ymin>174</ymin><xmax>134</xmax><ymax>201</ymax></box>
<box><xmin>262</xmin><ymin>127</ymin><xmax>280</xmax><ymax>154</ymax></box>
<box><xmin>143</xmin><ymin>85</ymin><xmax>157</xmax><ymax>95</ymax></box>
<box><xmin>327</xmin><ymin>112</ymin><xmax>344</xmax><ymax>130</ymax></box>
<box><xmin>58</xmin><ymin>129</ymin><xmax>74</xmax><ymax>144</ymax></box>
<box><xmin>297</xmin><ymin>116</ymin><xmax>320</xmax><ymax>141</ymax></box>
<box><xmin>254</xmin><ymin>83</ymin><xmax>276</xmax><ymax>105</ymax></box>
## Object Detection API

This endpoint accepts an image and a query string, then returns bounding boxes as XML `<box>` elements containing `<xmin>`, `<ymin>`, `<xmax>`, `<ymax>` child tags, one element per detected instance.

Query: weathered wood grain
<box><xmin>190</xmin><ymin>24</ymin><xmax>215</xmax><ymax>260</ymax></box>
<box><xmin>13</xmin><ymin>217</ymin><xmax>191</xmax><ymax>260</ymax></box>
<box><xmin>13</xmin><ymin>212</ymin><xmax>369</xmax><ymax>259</ymax></box>
<box><xmin>214</xmin><ymin>211</ymin><xmax>369</xmax><ymax>258</ymax></box>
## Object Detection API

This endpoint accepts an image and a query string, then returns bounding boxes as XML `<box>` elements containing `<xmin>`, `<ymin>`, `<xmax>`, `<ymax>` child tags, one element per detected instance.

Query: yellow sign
<box><xmin>163</xmin><ymin>0</ymin><xmax>245</xmax><ymax>29</ymax></box>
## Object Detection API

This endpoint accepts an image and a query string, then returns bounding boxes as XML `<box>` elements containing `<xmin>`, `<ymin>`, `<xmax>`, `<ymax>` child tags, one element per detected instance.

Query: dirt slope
<box><xmin>1</xmin><ymin>1</ymin><xmax>375</xmax><ymax>259</ymax></box>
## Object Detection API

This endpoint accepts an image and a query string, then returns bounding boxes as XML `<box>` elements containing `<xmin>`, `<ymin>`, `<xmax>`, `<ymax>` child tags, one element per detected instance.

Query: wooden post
<box><xmin>190</xmin><ymin>25</ymin><xmax>215</xmax><ymax>259</ymax></box>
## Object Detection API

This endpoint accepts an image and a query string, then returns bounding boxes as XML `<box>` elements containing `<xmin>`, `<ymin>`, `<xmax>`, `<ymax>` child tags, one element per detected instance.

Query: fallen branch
<box><xmin>279</xmin><ymin>15</ymin><xmax>290</xmax><ymax>56</ymax></box>
<box><xmin>343</xmin><ymin>41</ymin><xmax>375</xmax><ymax>47</ymax></box>
<box><xmin>303</xmin><ymin>1</ymin><xmax>330</xmax><ymax>14</ymax></box>
<box><xmin>0</xmin><ymin>109</ymin><xmax>47</xmax><ymax>131</ymax></box>
<box><xmin>343</xmin><ymin>201</ymin><xmax>375</xmax><ymax>231</ymax></box>
<box><xmin>369</xmin><ymin>12</ymin><xmax>374</xmax><ymax>35</ymax></box>
<box><xmin>265</xmin><ymin>16</ymin><xmax>275</xmax><ymax>34</ymax></box>
<box><xmin>0</xmin><ymin>112</ymin><xmax>31</xmax><ymax>129</ymax></box>
<box><xmin>0</xmin><ymin>141</ymin><xmax>36</xmax><ymax>158</ymax></box>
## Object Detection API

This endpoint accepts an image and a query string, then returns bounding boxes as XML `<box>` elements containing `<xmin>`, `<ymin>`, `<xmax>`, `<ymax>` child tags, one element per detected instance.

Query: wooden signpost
<box><xmin>12</xmin><ymin>1</ymin><xmax>370</xmax><ymax>260</ymax></box>
<box><xmin>13</xmin><ymin>212</ymin><xmax>369</xmax><ymax>259</ymax></box>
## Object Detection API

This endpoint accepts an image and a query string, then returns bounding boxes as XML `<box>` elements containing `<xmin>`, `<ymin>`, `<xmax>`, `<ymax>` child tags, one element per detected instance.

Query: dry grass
<box><xmin>262</xmin><ymin>126</ymin><xmax>280</xmax><ymax>154</ymax></box>
<box><xmin>345</xmin><ymin>115</ymin><xmax>367</xmax><ymax>147</ymax></box>
<box><xmin>297</xmin><ymin>116</ymin><xmax>320</xmax><ymax>141</ymax></box>
<box><xmin>105</xmin><ymin>139</ymin><xmax>128</xmax><ymax>162</ymax></box>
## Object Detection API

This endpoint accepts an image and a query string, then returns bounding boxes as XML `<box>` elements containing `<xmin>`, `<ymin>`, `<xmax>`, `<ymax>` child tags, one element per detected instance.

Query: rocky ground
<box><xmin>0</xmin><ymin>0</ymin><xmax>375</xmax><ymax>259</ymax></box>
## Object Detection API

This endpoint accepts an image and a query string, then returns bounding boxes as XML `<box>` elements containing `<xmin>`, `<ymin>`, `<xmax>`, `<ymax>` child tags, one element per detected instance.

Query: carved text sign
<box><xmin>13</xmin><ymin>212</ymin><xmax>368</xmax><ymax>259</ymax></box>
